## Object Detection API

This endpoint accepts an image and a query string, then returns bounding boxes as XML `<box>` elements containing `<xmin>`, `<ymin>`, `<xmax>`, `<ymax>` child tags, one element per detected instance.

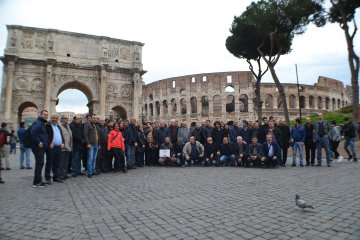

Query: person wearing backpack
<box><xmin>17</xmin><ymin>121</ymin><xmax>32</xmax><ymax>169</ymax></box>
<box><xmin>0</xmin><ymin>122</ymin><xmax>13</xmax><ymax>170</ymax></box>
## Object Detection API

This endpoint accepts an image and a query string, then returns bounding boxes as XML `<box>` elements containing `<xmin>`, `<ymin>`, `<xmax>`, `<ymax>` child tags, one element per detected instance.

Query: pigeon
<box><xmin>295</xmin><ymin>194</ymin><xmax>314</xmax><ymax>209</ymax></box>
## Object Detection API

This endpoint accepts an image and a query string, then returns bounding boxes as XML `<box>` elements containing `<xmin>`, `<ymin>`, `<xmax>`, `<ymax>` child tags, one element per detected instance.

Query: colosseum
<box><xmin>142</xmin><ymin>71</ymin><xmax>351</xmax><ymax>123</ymax></box>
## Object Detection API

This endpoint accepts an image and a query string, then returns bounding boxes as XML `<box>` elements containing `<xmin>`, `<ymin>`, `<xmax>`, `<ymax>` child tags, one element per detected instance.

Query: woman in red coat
<box><xmin>107</xmin><ymin>121</ymin><xmax>126</xmax><ymax>173</ymax></box>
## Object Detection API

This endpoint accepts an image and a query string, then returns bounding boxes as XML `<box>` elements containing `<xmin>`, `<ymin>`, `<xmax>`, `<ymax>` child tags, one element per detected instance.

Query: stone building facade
<box><xmin>0</xmin><ymin>25</ymin><xmax>145</xmax><ymax>125</ymax></box>
<box><xmin>142</xmin><ymin>72</ymin><xmax>351</xmax><ymax>123</ymax></box>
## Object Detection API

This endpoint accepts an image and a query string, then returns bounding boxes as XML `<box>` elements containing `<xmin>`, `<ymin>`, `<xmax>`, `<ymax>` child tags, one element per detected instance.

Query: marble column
<box><xmin>4</xmin><ymin>60</ymin><xmax>15</xmax><ymax>120</ymax></box>
<box><xmin>132</xmin><ymin>72</ymin><xmax>142</xmax><ymax>120</ymax></box>
<box><xmin>99</xmin><ymin>67</ymin><xmax>106</xmax><ymax>117</ymax></box>
<box><xmin>44</xmin><ymin>64</ymin><xmax>52</xmax><ymax>112</ymax></box>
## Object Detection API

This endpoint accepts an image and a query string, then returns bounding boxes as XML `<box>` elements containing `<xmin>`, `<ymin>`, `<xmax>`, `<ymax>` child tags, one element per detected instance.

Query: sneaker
<box><xmin>45</xmin><ymin>179</ymin><xmax>52</xmax><ymax>185</ymax></box>
<box><xmin>87</xmin><ymin>174</ymin><xmax>92</xmax><ymax>178</ymax></box>
<box><xmin>6</xmin><ymin>168</ymin><xmax>11</xmax><ymax>170</ymax></box>
<box><xmin>354</xmin><ymin>158</ymin><xmax>358</xmax><ymax>162</ymax></box>
<box><xmin>336</xmin><ymin>156</ymin><xmax>343</xmax><ymax>162</ymax></box>
<box><xmin>33</xmin><ymin>182</ymin><xmax>46</xmax><ymax>188</ymax></box>
<box><xmin>300</xmin><ymin>164</ymin><xmax>304</xmax><ymax>167</ymax></box>
<box><xmin>291</xmin><ymin>164</ymin><xmax>296</xmax><ymax>167</ymax></box>
<box><xmin>348</xmin><ymin>155</ymin><xmax>353</xmax><ymax>161</ymax></box>
<box><xmin>20</xmin><ymin>166</ymin><xmax>25</xmax><ymax>169</ymax></box>
<box><xmin>26</xmin><ymin>167</ymin><xmax>33</xmax><ymax>169</ymax></box>
<box><xmin>53</xmin><ymin>179</ymin><xmax>64</xmax><ymax>183</ymax></box>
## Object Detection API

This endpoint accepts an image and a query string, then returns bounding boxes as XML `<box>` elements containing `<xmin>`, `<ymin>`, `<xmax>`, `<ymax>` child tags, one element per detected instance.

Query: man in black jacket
<box><xmin>70</xmin><ymin>116</ymin><xmax>84</xmax><ymax>177</ymax></box>
<box><xmin>218</xmin><ymin>137</ymin><xmax>236</xmax><ymax>166</ymax></box>
<box><xmin>247</xmin><ymin>136</ymin><xmax>263</xmax><ymax>167</ymax></box>
<box><xmin>342</xmin><ymin>117</ymin><xmax>357</xmax><ymax>162</ymax></box>
<box><xmin>277</xmin><ymin>118</ymin><xmax>291</xmax><ymax>166</ymax></box>
<box><xmin>304</xmin><ymin>117</ymin><xmax>316</xmax><ymax>166</ymax></box>
<box><xmin>203</xmin><ymin>137</ymin><xmax>218</xmax><ymax>166</ymax></box>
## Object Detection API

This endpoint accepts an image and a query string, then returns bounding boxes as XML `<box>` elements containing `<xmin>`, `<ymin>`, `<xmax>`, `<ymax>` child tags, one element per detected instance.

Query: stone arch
<box><xmin>149</xmin><ymin>94</ymin><xmax>153</xmax><ymax>101</ymax></box>
<box><xmin>225</xmin><ymin>85</ymin><xmax>235</xmax><ymax>93</ymax></box>
<box><xmin>171</xmin><ymin>98</ymin><xmax>177</xmax><ymax>115</ymax></box>
<box><xmin>309</xmin><ymin>95</ymin><xmax>315</xmax><ymax>109</ymax></box>
<box><xmin>201</xmin><ymin>96</ymin><xmax>209</xmax><ymax>117</ymax></box>
<box><xmin>300</xmin><ymin>96</ymin><xmax>306</xmax><ymax>108</ymax></box>
<box><xmin>162</xmin><ymin>100</ymin><xmax>168</xmax><ymax>115</ymax></box>
<box><xmin>239</xmin><ymin>94</ymin><xmax>248</xmax><ymax>112</ymax></box>
<box><xmin>325</xmin><ymin>97</ymin><xmax>330</xmax><ymax>110</ymax></box>
<box><xmin>155</xmin><ymin>101</ymin><xmax>160</xmax><ymax>116</ymax></box>
<box><xmin>265</xmin><ymin>94</ymin><xmax>273</xmax><ymax>109</ymax></box>
<box><xmin>190</xmin><ymin>97</ymin><xmax>197</xmax><ymax>114</ymax></box>
<box><xmin>226</xmin><ymin>95</ymin><xmax>235</xmax><ymax>113</ymax></box>
<box><xmin>149</xmin><ymin>103</ymin><xmax>154</xmax><ymax>117</ymax></box>
<box><xmin>56</xmin><ymin>80</ymin><xmax>94</xmax><ymax>114</ymax></box>
<box><xmin>144</xmin><ymin>104</ymin><xmax>148</xmax><ymax>116</ymax></box>
<box><xmin>180</xmin><ymin>98</ymin><xmax>187</xmax><ymax>115</ymax></box>
<box><xmin>337</xmin><ymin>99</ymin><xmax>341</xmax><ymax>109</ymax></box>
<box><xmin>332</xmin><ymin>98</ymin><xmax>336</xmax><ymax>110</ymax></box>
<box><xmin>342</xmin><ymin>100</ymin><xmax>345</xmax><ymax>108</ymax></box>
<box><xmin>18</xmin><ymin>101</ymin><xmax>38</xmax><ymax>125</ymax></box>
<box><xmin>213</xmin><ymin>95</ymin><xmax>222</xmax><ymax>117</ymax></box>
<box><xmin>111</xmin><ymin>105</ymin><xmax>127</xmax><ymax>120</ymax></box>
<box><xmin>318</xmin><ymin>96</ymin><xmax>323</xmax><ymax>109</ymax></box>
<box><xmin>289</xmin><ymin>94</ymin><xmax>296</xmax><ymax>108</ymax></box>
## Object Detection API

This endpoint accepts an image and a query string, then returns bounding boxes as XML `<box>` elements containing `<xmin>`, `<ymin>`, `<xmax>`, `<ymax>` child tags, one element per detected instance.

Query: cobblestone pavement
<box><xmin>0</xmin><ymin>151</ymin><xmax>359</xmax><ymax>240</ymax></box>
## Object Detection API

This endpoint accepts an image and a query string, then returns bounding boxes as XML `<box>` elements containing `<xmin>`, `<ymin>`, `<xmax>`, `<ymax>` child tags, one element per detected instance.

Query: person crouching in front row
<box><xmin>183</xmin><ymin>136</ymin><xmax>204</xmax><ymax>166</ymax></box>
<box><xmin>261</xmin><ymin>134</ymin><xmax>280</xmax><ymax>168</ymax></box>
<box><xmin>159</xmin><ymin>137</ymin><xmax>176</xmax><ymax>166</ymax></box>
<box><xmin>247</xmin><ymin>136</ymin><xmax>263</xmax><ymax>167</ymax></box>
<box><xmin>234</xmin><ymin>136</ymin><xmax>248</xmax><ymax>167</ymax></box>
<box><xmin>217</xmin><ymin>137</ymin><xmax>236</xmax><ymax>166</ymax></box>
<box><xmin>203</xmin><ymin>137</ymin><xmax>218</xmax><ymax>166</ymax></box>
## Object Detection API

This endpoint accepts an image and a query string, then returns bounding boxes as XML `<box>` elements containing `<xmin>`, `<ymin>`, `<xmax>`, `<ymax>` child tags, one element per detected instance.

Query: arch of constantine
<box><xmin>142</xmin><ymin>73</ymin><xmax>351</xmax><ymax>123</ymax></box>
<box><xmin>0</xmin><ymin>25</ymin><xmax>145</xmax><ymax>125</ymax></box>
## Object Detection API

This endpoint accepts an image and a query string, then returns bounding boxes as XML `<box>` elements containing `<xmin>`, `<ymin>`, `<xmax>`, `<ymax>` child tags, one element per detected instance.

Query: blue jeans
<box><xmin>19</xmin><ymin>144</ymin><xmax>31</xmax><ymax>168</ymax></box>
<box><xmin>45</xmin><ymin>146</ymin><xmax>61</xmax><ymax>180</ymax></box>
<box><xmin>220</xmin><ymin>154</ymin><xmax>235</xmax><ymax>165</ymax></box>
<box><xmin>344</xmin><ymin>137</ymin><xmax>357</xmax><ymax>158</ymax></box>
<box><xmin>292</xmin><ymin>142</ymin><xmax>304</xmax><ymax>165</ymax></box>
<box><xmin>316</xmin><ymin>137</ymin><xmax>331</xmax><ymax>165</ymax></box>
<box><xmin>87</xmin><ymin>144</ymin><xmax>99</xmax><ymax>176</ymax></box>
<box><xmin>71</xmin><ymin>150</ymin><xmax>82</xmax><ymax>176</ymax></box>
<box><xmin>125</xmin><ymin>144</ymin><xmax>133</xmax><ymax>168</ymax></box>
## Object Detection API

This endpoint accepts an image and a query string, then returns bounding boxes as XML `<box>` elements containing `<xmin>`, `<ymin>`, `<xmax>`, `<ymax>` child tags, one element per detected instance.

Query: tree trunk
<box><xmin>267</xmin><ymin>65</ymin><xmax>290</xmax><ymax>124</ymax></box>
<box><xmin>331</xmin><ymin>0</ymin><xmax>360</xmax><ymax>123</ymax></box>
<box><xmin>343</xmin><ymin>20</ymin><xmax>359</xmax><ymax>123</ymax></box>
<box><xmin>254</xmin><ymin>78</ymin><xmax>263</xmax><ymax>121</ymax></box>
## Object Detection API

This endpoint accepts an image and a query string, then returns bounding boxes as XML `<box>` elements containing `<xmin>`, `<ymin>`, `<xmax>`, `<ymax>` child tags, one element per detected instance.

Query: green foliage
<box><xmin>328</xmin><ymin>0</ymin><xmax>360</xmax><ymax>24</ymax></box>
<box><xmin>289</xmin><ymin>111</ymin><xmax>352</xmax><ymax>126</ymax></box>
<box><xmin>226</xmin><ymin>0</ymin><xmax>326</xmax><ymax>60</ymax></box>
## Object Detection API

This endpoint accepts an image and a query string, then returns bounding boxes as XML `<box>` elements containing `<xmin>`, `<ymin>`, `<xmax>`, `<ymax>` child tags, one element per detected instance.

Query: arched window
<box><xmin>265</xmin><ymin>95</ymin><xmax>273</xmax><ymax>109</ymax></box>
<box><xmin>226</xmin><ymin>95</ymin><xmax>235</xmax><ymax>113</ymax></box>
<box><xmin>239</xmin><ymin>94</ymin><xmax>248</xmax><ymax>112</ymax></box>
<box><xmin>171</xmin><ymin>99</ymin><xmax>176</xmax><ymax>115</ymax></box>
<box><xmin>163</xmin><ymin>100</ymin><xmax>168</xmax><ymax>115</ymax></box>
<box><xmin>149</xmin><ymin>103</ymin><xmax>153</xmax><ymax>116</ymax></box>
<box><xmin>318</xmin><ymin>96</ymin><xmax>323</xmax><ymax>109</ymax></box>
<box><xmin>201</xmin><ymin>96</ymin><xmax>209</xmax><ymax>117</ymax></box>
<box><xmin>155</xmin><ymin>101</ymin><xmax>160</xmax><ymax>116</ymax></box>
<box><xmin>289</xmin><ymin>95</ymin><xmax>296</xmax><ymax>108</ymax></box>
<box><xmin>225</xmin><ymin>85</ymin><xmax>235</xmax><ymax>93</ymax></box>
<box><xmin>309</xmin><ymin>96</ymin><xmax>315</xmax><ymax>109</ymax></box>
<box><xmin>180</xmin><ymin>98</ymin><xmax>187</xmax><ymax>115</ymax></box>
<box><xmin>190</xmin><ymin>97</ymin><xmax>197</xmax><ymax>114</ymax></box>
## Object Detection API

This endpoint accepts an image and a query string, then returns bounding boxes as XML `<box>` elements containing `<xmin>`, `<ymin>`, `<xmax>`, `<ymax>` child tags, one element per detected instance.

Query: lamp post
<box><xmin>295</xmin><ymin>64</ymin><xmax>302</xmax><ymax>122</ymax></box>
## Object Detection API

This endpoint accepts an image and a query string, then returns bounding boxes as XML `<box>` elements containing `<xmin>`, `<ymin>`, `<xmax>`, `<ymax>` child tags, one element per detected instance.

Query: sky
<box><xmin>0</xmin><ymin>0</ymin><xmax>359</xmax><ymax>113</ymax></box>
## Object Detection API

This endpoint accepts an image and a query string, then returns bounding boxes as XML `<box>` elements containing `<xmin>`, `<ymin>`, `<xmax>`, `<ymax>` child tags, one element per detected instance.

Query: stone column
<box><xmin>4</xmin><ymin>60</ymin><xmax>15</xmax><ymax>120</ymax></box>
<box><xmin>44</xmin><ymin>64</ymin><xmax>52</xmax><ymax>112</ymax></box>
<box><xmin>99</xmin><ymin>67</ymin><xmax>107</xmax><ymax>117</ymax></box>
<box><xmin>132</xmin><ymin>72</ymin><xmax>142</xmax><ymax>120</ymax></box>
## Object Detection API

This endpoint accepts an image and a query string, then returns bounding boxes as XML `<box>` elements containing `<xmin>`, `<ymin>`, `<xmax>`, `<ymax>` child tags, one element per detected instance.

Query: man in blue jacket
<box><xmin>261</xmin><ymin>134</ymin><xmax>280</xmax><ymax>168</ymax></box>
<box><xmin>30</xmin><ymin>110</ymin><xmax>49</xmax><ymax>187</ymax></box>
<box><xmin>290</xmin><ymin>118</ymin><xmax>305</xmax><ymax>167</ymax></box>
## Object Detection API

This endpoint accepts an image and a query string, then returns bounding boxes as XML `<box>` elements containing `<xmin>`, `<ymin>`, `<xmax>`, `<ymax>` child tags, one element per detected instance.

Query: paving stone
<box><xmin>0</xmin><ymin>153</ymin><xmax>359</xmax><ymax>240</ymax></box>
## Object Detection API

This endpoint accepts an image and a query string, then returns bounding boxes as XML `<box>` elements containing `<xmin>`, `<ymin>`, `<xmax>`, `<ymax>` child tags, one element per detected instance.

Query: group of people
<box><xmin>0</xmin><ymin>110</ymin><xmax>358</xmax><ymax>186</ymax></box>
